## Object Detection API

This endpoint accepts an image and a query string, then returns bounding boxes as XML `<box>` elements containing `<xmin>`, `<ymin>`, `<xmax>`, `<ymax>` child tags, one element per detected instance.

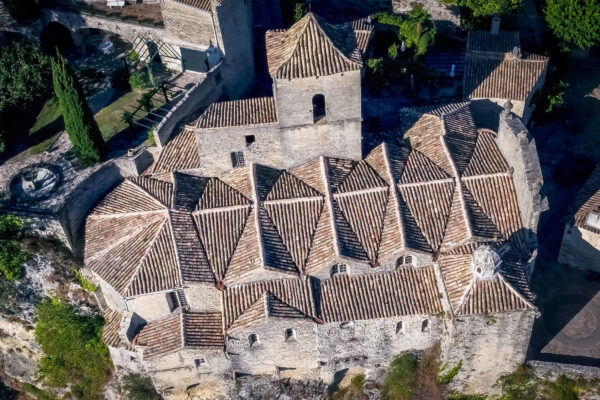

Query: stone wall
<box><xmin>495</xmin><ymin>108</ymin><xmax>546</xmax><ymax>237</ymax></box>
<box><xmin>444</xmin><ymin>310</ymin><xmax>537</xmax><ymax>394</ymax></box>
<box><xmin>154</xmin><ymin>68</ymin><xmax>224</xmax><ymax>148</ymax></box>
<box><xmin>194</xmin><ymin>124</ymin><xmax>283</xmax><ymax>176</ymax></box>
<box><xmin>161</xmin><ymin>0</ymin><xmax>216</xmax><ymax>48</ymax></box>
<box><xmin>558</xmin><ymin>224</ymin><xmax>600</xmax><ymax>272</ymax></box>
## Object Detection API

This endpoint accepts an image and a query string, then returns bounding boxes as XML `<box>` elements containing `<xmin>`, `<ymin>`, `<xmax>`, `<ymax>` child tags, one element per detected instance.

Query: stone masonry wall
<box><xmin>558</xmin><ymin>224</ymin><xmax>600</xmax><ymax>273</ymax></box>
<box><xmin>444</xmin><ymin>310</ymin><xmax>537</xmax><ymax>394</ymax></box>
<box><xmin>274</xmin><ymin>72</ymin><xmax>362</xmax><ymax>129</ymax></box>
<box><xmin>194</xmin><ymin>124</ymin><xmax>283</xmax><ymax>176</ymax></box>
<box><xmin>495</xmin><ymin>109</ymin><xmax>546</xmax><ymax>236</ymax></box>
<box><xmin>392</xmin><ymin>0</ymin><xmax>460</xmax><ymax>32</ymax></box>
<box><xmin>161</xmin><ymin>0</ymin><xmax>216</xmax><ymax>48</ymax></box>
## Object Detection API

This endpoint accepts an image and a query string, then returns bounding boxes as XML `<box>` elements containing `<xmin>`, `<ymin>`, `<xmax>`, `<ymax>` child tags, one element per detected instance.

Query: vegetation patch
<box><xmin>120</xmin><ymin>373</ymin><xmax>161</xmax><ymax>400</ymax></box>
<box><xmin>22</xmin><ymin>383</ymin><xmax>58</xmax><ymax>400</ymax></box>
<box><xmin>35</xmin><ymin>297</ymin><xmax>112</xmax><ymax>400</ymax></box>
<box><xmin>74</xmin><ymin>270</ymin><xmax>97</xmax><ymax>293</ymax></box>
<box><xmin>0</xmin><ymin>214</ymin><xmax>28</xmax><ymax>281</ymax></box>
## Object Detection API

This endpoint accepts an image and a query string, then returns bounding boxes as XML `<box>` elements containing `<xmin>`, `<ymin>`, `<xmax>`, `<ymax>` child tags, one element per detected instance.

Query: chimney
<box><xmin>491</xmin><ymin>16</ymin><xmax>501</xmax><ymax>35</ymax></box>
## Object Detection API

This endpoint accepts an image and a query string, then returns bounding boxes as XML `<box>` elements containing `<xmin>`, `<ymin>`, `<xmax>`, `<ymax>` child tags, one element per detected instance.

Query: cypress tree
<box><xmin>51</xmin><ymin>52</ymin><xmax>105</xmax><ymax>164</ymax></box>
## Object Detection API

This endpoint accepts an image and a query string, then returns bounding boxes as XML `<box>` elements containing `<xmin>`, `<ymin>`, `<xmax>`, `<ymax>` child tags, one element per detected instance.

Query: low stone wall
<box><xmin>153</xmin><ymin>66</ymin><xmax>223</xmax><ymax>148</ymax></box>
<box><xmin>528</xmin><ymin>360</ymin><xmax>600</xmax><ymax>380</ymax></box>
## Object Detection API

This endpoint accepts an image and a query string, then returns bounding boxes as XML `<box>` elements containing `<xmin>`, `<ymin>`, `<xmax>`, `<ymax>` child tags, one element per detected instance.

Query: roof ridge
<box><xmin>381</xmin><ymin>142</ymin><xmax>407</xmax><ymax>252</ymax></box>
<box><xmin>496</xmin><ymin>273</ymin><xmax>536</xmax><ymax>310</ymax></box>
<box><xmin>273</xmin><ymin>12</ymin><xmax>362</xmax><ymax>78</ymax></box>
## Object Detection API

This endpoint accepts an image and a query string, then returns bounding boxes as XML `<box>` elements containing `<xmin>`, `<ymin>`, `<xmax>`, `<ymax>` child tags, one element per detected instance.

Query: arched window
<box><xmin>249</xmin><ymin>333</ymin><xmax>259</xmax><ymax>347</ymax></box>
<box><xmin>396</xmin><ymin>321</ymin><xmax>404</xmax><ymax>334</ymax></box>
<box><xmin>421</xmin><ymin>319</ymin><xmax>429</xmax><ymax>333</ymax></box>
<box><xmin>312</xmin><ymin>94</ymin><xmax>326</xmax><ymax>123</ymax></box>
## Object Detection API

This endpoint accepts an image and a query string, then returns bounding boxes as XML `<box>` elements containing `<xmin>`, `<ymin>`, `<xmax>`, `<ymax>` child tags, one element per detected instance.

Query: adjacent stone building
<box><xmin>558</xmin><ymin>163</ymin><xmax>600</xmax><ymax>272</ymax></box>
<box><xmin>464</xmin><ymin>30</ymin><xmax>549</xmax><ymax>126</ymax></box>
<box><xmin>147</xmin><ymin>13</ymin><xmax>372</xmax><ymax>176</ymax></box>
<box><xmin>87</xmin><ymin>102</ymin><xmax>542</xmax><ymax>396</ymax></box>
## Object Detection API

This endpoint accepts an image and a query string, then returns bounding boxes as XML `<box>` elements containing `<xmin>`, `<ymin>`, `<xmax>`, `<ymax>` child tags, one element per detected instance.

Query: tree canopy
<box><xmin>545</xmin><ymin>0</ymin><xmax>600</xmax><ymax>49</ymax></box>
<box><xmin>35</xmin><ymin>297</ymin><xmax>112</xmax><ymax>400</ymax></box>
<box><xmin>372</xmin><ymin>6</ymin><xmax>436</xmax><ymax>57</ymax></box>
<box><xmin>459</xmin><ymin>0</ymin><xmax>520</xmax><ymax>16</ymax></box>
<box><xmin>0</xmin><ymin>41</ymin><xmax>51</xmax><ymax>113</ymax></box>
<box><xmin>52</xmin><ymin>52</ymin><xmax>105</xmax><ymax>164</ymax></box>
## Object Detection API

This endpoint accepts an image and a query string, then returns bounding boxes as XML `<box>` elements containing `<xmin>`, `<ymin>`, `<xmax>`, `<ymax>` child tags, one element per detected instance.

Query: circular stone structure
<box><xmin>9</xmin><ymin>163</ymin><xmax>62</xmax><ymax>202</ymax></box>
<box><xmin>543</xmin><ymin>294</ymin><xmax>600</xmax><ymax>349</ymax></box>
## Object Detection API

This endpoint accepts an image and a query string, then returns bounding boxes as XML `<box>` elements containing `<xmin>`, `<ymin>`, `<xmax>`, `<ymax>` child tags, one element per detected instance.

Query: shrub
<box><xmin>127</xmin><ymin>50</ymin><xmax>140</xmax><ymax>63</ymax></box>
<box><xmin>398</xmin><ymin>5</ymin><xmax>436</xmax><ymax>56</ymax></box>
<box><xmin>148</xmin><ymin>128</ymin><xmax>157</xmax><ymax>147</ymax></box>
<box><xmin>22</xmin><ymin>383</ymin><xmax>58</xmax><ymax>400</ymax></box>
<box><xmin>120</xmin><ymin>373</ymin><xmax>161</xmax><ymax>400</ymax></box>
<box><xmin>74</xmin><ymin>270</ymin><xmax>97</xmax><ymax>292</ymax></box>
<box><xmin>111</xmin><ymin>68</ymin><xmax>130</xmax><ymax>91</ymax></box>
<box><xmin>129</xmin><ymin>71</ymin><xmax>149</xmax><ymax>90</ymax></box>
<box><xmin>52</xmin><ymin>52</ymin><xmax>105</xmax><ymax>165</ymax></box>
<box><xmin>437</xmin><ymin>360</ymin><xmax>462</xmax><ymax>385</ymax></box>
<box><xmin>496</xmin><ymin>365</ymin><xmax>538</xmax><ymax>400</ymax></box>
<box><xmin>35</xmin><ymin>297</ymin><xmax>112</xmax><ymax>400</ymax></box>
<box><xmin>0</xmin><ymin>214</ymin><xmax>27</xmax><ymax>281</ymax></box>
<box><xmin>543</xmin><ymin>375</ymin><xmax>578</xmax><ymax>400</ymax></box>
<box><xmin>351</xmin><ymin>374</ymin><xmax>365</xmax><ymax>390</ymax></box>
<box><xmin>383</xmin><ymin>353</ymin><xmax>419</xmax><ymax>400</ymax></box>
<box><xmin>368</xmin><ymin>58</ymin><xmax>384</xmax><ymax>75</ymax></box>
<box><xmin>139</xmin><ymin>91</ymin><xmax>154</xmax><ymax>112</ymax></box>
<box><xmin>388</xmin><ymin>43</ymin><xmax>399</xmax><ymax>60</ymax></box>
<box><xmin>293</xmin><ymin>1</ymin><xmax>307</xmax><ymax>23</ymax></box>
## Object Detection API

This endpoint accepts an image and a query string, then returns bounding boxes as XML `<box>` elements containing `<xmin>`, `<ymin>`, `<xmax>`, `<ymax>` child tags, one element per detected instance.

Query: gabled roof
<box><xmin>467</xmin><ymin>31</ymin><xmax>520</xmax><ymax>54</ymax></box>
<box><xmin>265</xmin><ymin>13</ymin><xmax>372</xmax><ymax>79</ymax></box>
<box><xmin>150</xmin><ymin>128</ymin><xmax>201</xmax><ymax>175</ymax></box>
<box><xmin>135</xmin><ymin>311</ymin><xmax>224</xmax><ymax>359</ymax></box>
<box><xmin>567</xmin><ymin>163</ymin><xmax>600</xmax><ymax>234</ymax></box>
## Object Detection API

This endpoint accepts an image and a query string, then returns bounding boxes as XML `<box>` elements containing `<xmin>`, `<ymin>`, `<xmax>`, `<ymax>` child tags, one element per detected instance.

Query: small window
<box><xmin>230</xmin><ymin>151</ymin><xmax>245</xmax><ymax>168</ymax></box>
<box><xmin>421</xmin><ymin>319</ymin><xmax>429</xmax><ymax>333</ymax></box>
<box><xmin>249</xmin><ymin>333</ymin><xmax>259</xmax><ymax>347</ymax></box>
<box><xmin>396</xmin><ymin>256</ymin><xmax>405</xmax><ymax>267</ymax></box>
<box><xmin>405</xmin><ymin>255</ymin><xmax>413</xmax><ymax>265</ymax></box>
<box><xmin>166</xmin><ymin>291</ymin><xmax>179</xmax><ymax>312</ymax></box>
<box><xmin>331</xmin><ymin>263</ymin><xmax>348</xmax><ymax>278</ymax></box>
<box><xmin>340</xmin><ymin>321</ymin><xmax>354</xmax><ymax>329</ymax></box>
<box><xmin>245</xmin><ymin>135</ymin><xmax>255</xmax><ymax>146</ymax></box>
<box><xmin>285</xmin><ymin>328</ymin><xmax>296</xmax><ymax>341</ymax></box>
<box><xmin>396</xmin><ymin>321</ymin><xmax>404</xmax><ymax>334</ymax></box>
<box><xmin>195</xmin><ymin>358</ymin><xmax>206</xmax><ymax>368</ymax></box>
<box><xmin>312</xmin><ymin>94</ymin><xmax>326</xmax><ymax>123</ymax></box>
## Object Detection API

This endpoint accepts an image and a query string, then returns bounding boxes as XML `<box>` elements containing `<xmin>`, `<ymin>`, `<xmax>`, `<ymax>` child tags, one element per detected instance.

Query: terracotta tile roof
<box><xmin>194</xmin><ymin>97</ymin><xmax>278</xmax><ymax>128</ymax></box>
<box><xmin>467</xmin><ymin>31</ymin><xmax>520</xmax><ymax>54</ymax></box>
<box><xmin>464</xmin><ymin>54</ymin><xmax>548</xmax><ymax>102</ymax></box>
<box><xmin>151</xmin><ymin>129</ymin><xmax>201</xmax><ymax>175</ymax></box>
<box><xmin>171</xmin><ymin>0</ymin><xmax>213</xmax><ymax>12</ymax></box>
<box><xmin>102</xmin><ymin>310</ymin><xmax>124</xmax><ymax>348</ymax></box>
<box><xmin>86</xmin><ymin>103</ymin><xmax>534</xmax><ymax>315</ymax></box>
<box><xmin>457</xmin><ymin>276</ymin><xmax>532</xmax><ymax>315</ymax></box>
<box><xmin>265</xmin><ymin>13</ymin><xmax>372</xmax><ymax>79</ymax></box>
<box><xmin>223</xmin><ymin>279</ymin><xmax>317</xmax><ymax>330</ymax></box>
<box><xmin>319</xmin><ymin>267</ymin><xmax>444</xmax><ymax>322</ymax></box>
<box><xmin>568</xmin><ymin>163</ymin><xmax>600</xmax><ymax>234</ymax></box>
<box><xmin>135</xmin><ymin>311</ymin><xmax>224</xmax><ymax>359</ymax></box>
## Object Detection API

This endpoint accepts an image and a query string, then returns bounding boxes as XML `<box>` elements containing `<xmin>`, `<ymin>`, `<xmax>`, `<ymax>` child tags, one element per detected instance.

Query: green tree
<box><xmin>0</xmin><ymin>41</ymin><xmax>51</xmax><ymax>113</ymax></box>
<box><xmin>52</xmin><ymin>52</ymin><xmax>105</xmax><ymax>164</ymax></box>
<box><xmin>545</xmin><ymin>0</ymin><xmax>600</xmax><ymax>49</ymax></box>
<box><xmin>35</xmin><ymin>297</ymin><xmax>112</xmax><ymax>400</ymax></box>
<box><xmin>0</xmin><ymin>214</ymin><xmax>27</xmax><ymax>281</ymax></box>
<box><xmin>398</xmin><ymin>5</ymin><xmax>436</xmax><ymax>56</ymax></box>
<box><xmin>293</xmin><ymin>1</ymin><xmax>307</xmax><ymax>23</ymax></box>
<box><xmin>446</xmin><ymin>0</ymin><xmax>520</xmax><ymax>16</ymax></box>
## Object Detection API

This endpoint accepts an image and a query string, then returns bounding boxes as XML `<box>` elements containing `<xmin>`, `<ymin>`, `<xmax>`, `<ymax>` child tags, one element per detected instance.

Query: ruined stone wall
<box><xmin>316</xmin><ymin>315</ymin><xmax>443</xmax><ymax>382</ymax></box>
<box><xmin>444</xmin><ymin>310</ymin><xmax>537</xmax><ymax>394</ymax></box>
<box><xmin>558</xmin><ymin>224</ymin><xmax>600</xmax><ymax>272</ymax></box>
<box><xmin>228</xmin><ymin>319</ymin><xmax>320</xmax><ymax>377</ymax></box>
<box><xmin>495</xmin><ymin>110</ymin><xmax>545</xmax><ymax>236</ymax></box>
<box><xmin>95</xmin><ymin>276</ymin><xmax>127</xmax><ymax>311</ymax></box>
<box><xmin>161</xmin><ymin>0</ymin><xmax>216</xmax><ymax>48</ymax></box>
<box><xmin>194</xmin><ymin>124</ymin><xmax>283</xmax><ymax>176</ymax></box>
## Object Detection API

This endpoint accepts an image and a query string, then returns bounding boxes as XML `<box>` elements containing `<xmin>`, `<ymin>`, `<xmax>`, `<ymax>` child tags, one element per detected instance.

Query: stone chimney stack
<box><xmin>491</xmin><ymin>16</ymin><xmax>501</xmax><ymax>35</ymax></box>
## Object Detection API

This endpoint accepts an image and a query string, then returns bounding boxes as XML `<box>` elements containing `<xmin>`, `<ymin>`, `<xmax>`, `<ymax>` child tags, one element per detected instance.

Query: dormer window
<box><xmin>397</xmin><ymin>255</ymin><xmax>413</xmax><ymax>268</ymax></box>
<box><xmin>331</xmin><ymin>263</ymin><xmax>348</xmax><ymax>277</ymax></box>
<box><xmin>249</xmin><ymin>333</ymin><xmax>259</xmax><ymax>347</ymax></box>
<box><xmin>285</xmin><ymin>328</ymin><xmax>296</xmax><ymax>341</ymax></box>
<box><xmin>166</xmin><ymin>291</ymin><xmax>180</xmax><ymax>312</ymax></box>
